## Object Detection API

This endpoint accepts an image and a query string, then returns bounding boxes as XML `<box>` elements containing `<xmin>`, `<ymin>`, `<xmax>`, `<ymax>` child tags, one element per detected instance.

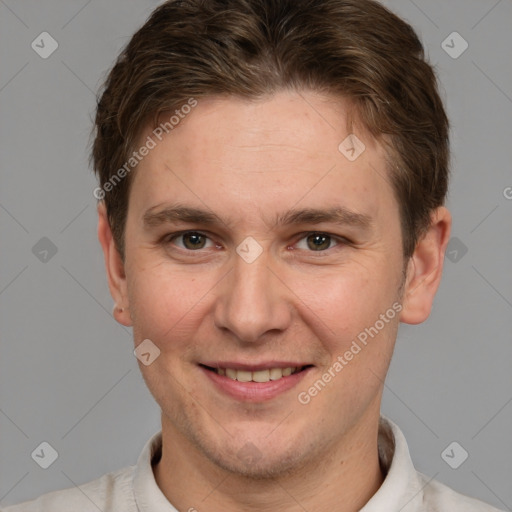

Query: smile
<box><xmin>211</xmin><ymin>366</ymin><xmax>304</xmax><ymax>382</ymax></box>
<box><xmin>199</xmin><ymin>364</ymin><xmax>313</xmax><ymax>401</ymax></box>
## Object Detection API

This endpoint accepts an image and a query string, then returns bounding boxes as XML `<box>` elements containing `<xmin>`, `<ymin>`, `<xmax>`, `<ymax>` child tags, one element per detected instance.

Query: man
<box><xmin>3</xmin><ymin>0</ymin><xmax>504</xmax><ymax>510</ymax></box>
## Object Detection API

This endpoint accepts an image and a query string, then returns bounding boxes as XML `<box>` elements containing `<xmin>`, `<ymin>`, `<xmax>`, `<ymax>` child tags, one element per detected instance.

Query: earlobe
<box><xmin>97</xmin><ymin>202</ymin><xmax>133</xmax><ymax>327</ymax></box>
<box><xmin>399</xmin><ymin>207</ymin><xmax>452</xmax><ymax>325</ymax></box>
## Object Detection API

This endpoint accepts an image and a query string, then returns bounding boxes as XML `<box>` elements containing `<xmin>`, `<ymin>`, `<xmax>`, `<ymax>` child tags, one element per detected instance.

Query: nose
<box><xmin>213</xmin><ymin>249</ymin><xmax>292</xmax><ymax>344</ymax></box>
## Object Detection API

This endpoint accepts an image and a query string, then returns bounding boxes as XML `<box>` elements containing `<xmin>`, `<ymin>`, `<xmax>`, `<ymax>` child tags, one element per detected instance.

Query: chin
<box><xmin>209</xmin><ymin>446</ymin><xmax>309</xmax><ymax>480</ymax></box>
<box><xmin>193</xmin><ymin>427</ymin><xmax>322</xmax><ymax>480</ymax></box>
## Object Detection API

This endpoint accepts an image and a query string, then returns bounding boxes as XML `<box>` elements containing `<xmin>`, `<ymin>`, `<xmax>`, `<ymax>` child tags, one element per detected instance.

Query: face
<box><xmin>103</xmin><ymin>90</ymin><xmax>423</xmax><ymax>478</ymax></box>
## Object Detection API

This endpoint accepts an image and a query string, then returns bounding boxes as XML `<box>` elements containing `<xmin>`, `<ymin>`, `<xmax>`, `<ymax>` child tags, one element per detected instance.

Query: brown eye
<box><xmin>182</xmin><ymin>232</ymin><xmax>206</xmax><ymax>250</ymax></box>
<box><xmin>169</xmin><ymin>231</ymin><xmax>212</xmax><ymax>250</ymax></box>
<box><xmin>305</xmin><ymin>233</ymin><xmax>334</xmax><ymax>251</ymax></box>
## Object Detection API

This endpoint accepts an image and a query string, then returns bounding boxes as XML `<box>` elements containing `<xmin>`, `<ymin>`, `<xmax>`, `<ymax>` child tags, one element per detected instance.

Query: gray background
<box><xmin>0</xmin><ymin>0</ymin><xmax>511</xmax><ymax>509</ymax></box>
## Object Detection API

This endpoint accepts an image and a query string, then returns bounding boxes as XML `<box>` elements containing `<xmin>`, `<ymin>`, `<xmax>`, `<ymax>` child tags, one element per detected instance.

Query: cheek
<box><xmin>292</xmin><ymin>259</ymin><xmax>399</xmax><ymax>350</ymax></box>
<box><xmin>298</xmin><ymin>266</ymin><xmax>400</xmax><ymax>416</ymax></box>
<box><xmin>126</xmin><ymin>263</ymin><xmax>208</xmax><ymax>347</ymax></box>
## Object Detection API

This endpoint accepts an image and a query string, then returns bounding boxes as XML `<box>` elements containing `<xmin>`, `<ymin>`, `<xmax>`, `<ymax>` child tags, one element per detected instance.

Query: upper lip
<box><xmin>200</xmin><ymin>361</ymin><xmax>312</xmax><ymax>371</ymax></box>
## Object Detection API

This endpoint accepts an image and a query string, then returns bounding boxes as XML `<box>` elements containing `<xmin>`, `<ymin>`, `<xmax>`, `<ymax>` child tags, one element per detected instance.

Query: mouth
<box><xmin>200</xmin><ymin>364</ymin><xmax>311</xmax><ymax>383</ymax></box>
<box><xmin>199</xmin><ymin>363</ymin><xmax>314</xmax><ymax>402</ymax></box>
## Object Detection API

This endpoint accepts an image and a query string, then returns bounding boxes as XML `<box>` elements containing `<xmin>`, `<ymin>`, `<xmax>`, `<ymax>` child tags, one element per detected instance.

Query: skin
<box><xmin>98</xmin><ymin>90</ymin><xmax>451</xmax><ymax>512</ymax></box>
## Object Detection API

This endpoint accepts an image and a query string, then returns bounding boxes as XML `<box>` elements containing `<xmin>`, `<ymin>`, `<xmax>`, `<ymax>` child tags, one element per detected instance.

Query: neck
<box><xmin>153</xmin><ymin>412</ymin><xmax>384</xmax><ymax>512</ymax></box>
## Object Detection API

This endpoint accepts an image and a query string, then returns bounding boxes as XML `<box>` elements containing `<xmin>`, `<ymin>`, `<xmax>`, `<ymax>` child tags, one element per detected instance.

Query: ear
<box><xmin>97</xmin><ymin>201</ymin><xmax>133</xmax><ymax>327</ymax></box>
<box><xmin>399</xmin><ymin>206</ymin><xmax>452</xmax><ymax>325</ymax></box>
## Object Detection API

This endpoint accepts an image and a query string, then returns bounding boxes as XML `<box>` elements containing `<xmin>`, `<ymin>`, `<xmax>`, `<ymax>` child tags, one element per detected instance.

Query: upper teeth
<box><xmin>216</xmin><ymin>367</ymin><xmax>301</xmax><ymax>382</ymax></box>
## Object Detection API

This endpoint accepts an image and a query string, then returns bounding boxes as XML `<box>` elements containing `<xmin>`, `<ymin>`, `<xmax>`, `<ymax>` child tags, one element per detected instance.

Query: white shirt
<box><xmin>2</xmin><ymin>417</ymin><xmax>504</xmax><ymax>511</ymax></box>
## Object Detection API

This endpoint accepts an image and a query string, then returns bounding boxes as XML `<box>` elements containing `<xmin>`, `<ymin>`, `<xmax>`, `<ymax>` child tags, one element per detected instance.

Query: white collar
<box><xmin>361</xmin><ymin>416</ymin><xmax>424</xmax><ymax>511</ymax></box>
<box><xmin>133</xmin><ymin>416</ymin><xmax>423</xmax><ymax>512</ymax></box>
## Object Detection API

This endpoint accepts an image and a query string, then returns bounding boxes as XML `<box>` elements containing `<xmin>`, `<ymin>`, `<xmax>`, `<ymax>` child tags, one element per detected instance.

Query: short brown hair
<box><xmin>92</xmin><ymin>0</ymin><xmax>449</xmax><ymax>261</ymax></box>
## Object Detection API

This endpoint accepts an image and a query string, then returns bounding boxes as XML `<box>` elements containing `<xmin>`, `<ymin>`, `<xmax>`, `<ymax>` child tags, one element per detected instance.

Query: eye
<box><xmin>167</xmin><ymin>231</ymin><xmax>215</xmax><ymax>251</ymax></box>
<box><xmin>294</xmin><ymin>232</ymin><xmax>345</xmax><ymax>252</ymax></box>
<box><xmin>163</xmin><ymin>230</ymin><xmax>348</xmax><ymax>254</ymax></box>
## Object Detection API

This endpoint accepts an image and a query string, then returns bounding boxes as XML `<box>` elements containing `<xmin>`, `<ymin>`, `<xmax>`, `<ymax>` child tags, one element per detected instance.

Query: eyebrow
<box><xmin>142</xmin><ymin>204</ymin><xmax>372</xmax><ymax>231</ymax></box>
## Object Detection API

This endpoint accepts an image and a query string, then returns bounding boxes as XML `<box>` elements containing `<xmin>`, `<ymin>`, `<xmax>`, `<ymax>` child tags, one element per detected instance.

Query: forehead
<box><xmin>128</xmin><ymin>91</ymin><xmax>396</xmax><ymax>227</ymax></box>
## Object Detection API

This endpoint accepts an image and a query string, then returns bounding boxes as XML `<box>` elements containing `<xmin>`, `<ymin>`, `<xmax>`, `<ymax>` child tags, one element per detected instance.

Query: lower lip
<box><xmin>200</xmin><ymin>366</ymin><xmax>312</xmax><ymax>402</ymax></box>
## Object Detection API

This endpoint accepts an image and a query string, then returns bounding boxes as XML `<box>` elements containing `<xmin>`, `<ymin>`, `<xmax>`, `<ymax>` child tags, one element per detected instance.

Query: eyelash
<box><xmin>162</xmin><ymin>230</ymin><xmax>350</xmax><ymax>256</ymax></box>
